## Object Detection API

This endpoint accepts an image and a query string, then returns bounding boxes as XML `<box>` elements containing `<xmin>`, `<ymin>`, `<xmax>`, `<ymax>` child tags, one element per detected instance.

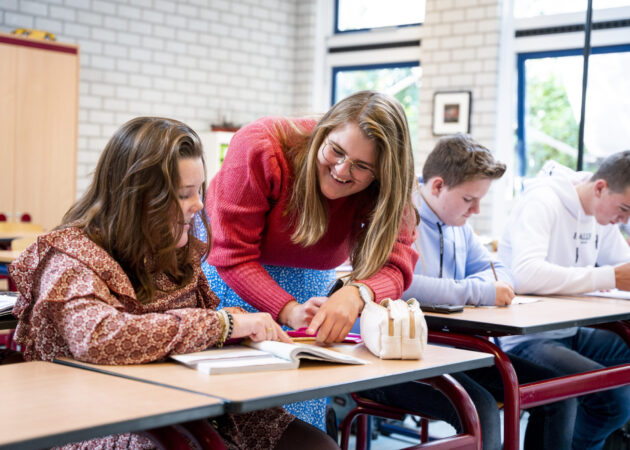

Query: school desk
<box><xmin>0</xmin><ymin>231</ymin><xmax>40</xmax><ymax>243</ymax></box>
<box><xmin>58</xmin><ymin>343</ymin><xmax>494</xmax><ymax>449</ymax></box>
<box><xmin>0</xmin><ymin>361</ymin><xmax>223</xmax><ymax>450</ymax></box>
<box><xmin>422</xmin><ymin>296</ymin><xmax>630</xmax><ymax>450</ymax></box>
<box><xmin>0</xmin><ymin>250</ymin><xmax>20</xmax><ymax>263</ymax></box>
<box><xmin>57</xmin><ymin>343</ymin><xmax>493</xmax><ymax>413</ymax></box>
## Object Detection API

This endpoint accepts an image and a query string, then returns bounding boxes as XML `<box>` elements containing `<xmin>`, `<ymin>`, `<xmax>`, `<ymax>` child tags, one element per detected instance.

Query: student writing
<box><xmin>360</xmin><ymin>134</ymin><xmax>575</xmax><ymax>450</ymax></box>
<box><xmin>498</xmin><ymin>151</ymin><xmax>630</xmax><ymax>450</ymax></box>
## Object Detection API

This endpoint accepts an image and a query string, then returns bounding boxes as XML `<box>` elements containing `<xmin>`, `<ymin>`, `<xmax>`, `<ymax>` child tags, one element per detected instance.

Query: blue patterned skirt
<box><xmin>203</xmin><ymin>259</ymin><xmax>336</xmax><ymax>430</ymax></box>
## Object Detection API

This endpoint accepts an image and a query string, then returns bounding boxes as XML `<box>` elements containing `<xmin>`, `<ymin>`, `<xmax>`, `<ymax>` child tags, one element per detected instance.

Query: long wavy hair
<box><xmin>60</xmin><ymin>117</ymin><xmax>210</xmax><ymax>303</ymax></box>
<box><xmin>282</xmin><ymin>91</ymin><xmax>418</xmax><ymax>281</ymax></box>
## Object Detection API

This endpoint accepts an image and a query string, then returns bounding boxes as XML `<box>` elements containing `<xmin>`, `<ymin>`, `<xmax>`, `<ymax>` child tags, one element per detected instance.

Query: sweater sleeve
<box><xmin>207</xmin><ymin>119</ymin><xmax>296</xmax><ymax>318</ymax></box>
<box><xmin>402</xmin><ymin>274</ymin><xmax>493</xmax><ymax>306</ymax></box>
<box><xmin>53</xmin><ymin>298</ymin><xmax>224</xmax><ymax>365</ymax></box>
<box><xmin>402</xmin><ymin>226</ymin><xmax>501</xmax><ymax>306</ymax></box>
<box><xmin>358</xmin><ymin>207</ymin><xmax>419</xmax><ymax>301</ymax></box>
<box><xmin>510</xmin><ymin>196</ymin><xmax>615</xmax><ymax>294</ymax></box>
<box><xmin>16</xmin><ymin>249</ymin><xmax>225</xmax><ymax>365</ymax></box>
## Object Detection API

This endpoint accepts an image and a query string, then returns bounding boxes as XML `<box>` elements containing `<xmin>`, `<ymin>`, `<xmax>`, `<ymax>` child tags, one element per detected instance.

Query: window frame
<box><xmin>516</xmin><ymin>43</ymin><xmax>630</xmax><ymax>176</ymax></box>
<box><xmin>333</xmin><ymin>0</ymin><xmax>423</xmax><ymax>34</ymax></box>
<box><xmin>330</xmin><ymin>60</ymin><xmax>420</xmax><ymax>106</ymax></box>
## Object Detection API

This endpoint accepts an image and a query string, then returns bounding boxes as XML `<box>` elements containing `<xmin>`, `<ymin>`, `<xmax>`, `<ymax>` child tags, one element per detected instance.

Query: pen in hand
<box><xmin>490</xmin><ymin>261</ymin><xmax>498</xmax><ymax>281</ymax></box>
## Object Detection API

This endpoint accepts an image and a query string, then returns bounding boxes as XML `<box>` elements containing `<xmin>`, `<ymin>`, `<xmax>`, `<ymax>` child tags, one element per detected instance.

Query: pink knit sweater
<box><xmin>207</xmin><ymin>116</ymin><xmax>418</xmax><ymax>319</ymax></box>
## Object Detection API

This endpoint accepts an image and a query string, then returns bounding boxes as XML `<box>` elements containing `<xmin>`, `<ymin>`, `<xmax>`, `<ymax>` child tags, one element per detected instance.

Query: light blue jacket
<box><xmin>402</xmin><ymin>190</ymin><xmax>512</xmax><ymax>306</ymax></box>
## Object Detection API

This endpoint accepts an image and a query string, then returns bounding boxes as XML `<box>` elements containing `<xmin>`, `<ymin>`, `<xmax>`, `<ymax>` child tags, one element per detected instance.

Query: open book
<box><xmin>171</xmin><ymin>339</ymin><xmax>368</xmax><ymax>374</ymax></box>
<box><xmin>0</xmin><ymin>292</ymin><xmax>18</xmax><ymax>317</ymax></box>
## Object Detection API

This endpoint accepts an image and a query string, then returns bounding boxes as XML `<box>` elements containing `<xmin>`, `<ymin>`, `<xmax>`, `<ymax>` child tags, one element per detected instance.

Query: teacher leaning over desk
<box><xmin>202</xmin><ymin>91</ymin><xmax>419</xmax><ymax>429</ymax></box>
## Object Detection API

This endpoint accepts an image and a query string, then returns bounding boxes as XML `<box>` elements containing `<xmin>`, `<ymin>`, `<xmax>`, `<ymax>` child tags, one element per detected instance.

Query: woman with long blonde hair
<box><xmin>204</xmin><ymin>91</ymin><xmax>419</xmax><ymax>429</ymax></box>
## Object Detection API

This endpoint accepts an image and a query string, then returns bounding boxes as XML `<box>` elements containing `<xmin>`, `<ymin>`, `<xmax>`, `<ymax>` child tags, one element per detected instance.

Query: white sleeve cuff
<box><xmin>594</xmin><ymin>266</ymin><xmax>617</xmax><ymax>291</ymax></box>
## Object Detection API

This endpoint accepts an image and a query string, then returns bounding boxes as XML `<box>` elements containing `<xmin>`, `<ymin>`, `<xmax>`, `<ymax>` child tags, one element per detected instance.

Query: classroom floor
<box><xmin>346</xmin><ymin>411</ymin><xmax>529</xmax><ymax>449</ymax></box>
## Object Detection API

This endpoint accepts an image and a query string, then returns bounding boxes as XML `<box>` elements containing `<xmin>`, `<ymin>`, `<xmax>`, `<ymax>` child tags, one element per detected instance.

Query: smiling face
<box><xmin>174</xmin><ymin>157</ymin><xmax>205</xmax><ymax>248</ymax></box>
<box><xmin>316</xmin><ymin>122</ymin><xmax>377</xmax><ymax>200</ymax></box>
<box><xmin>424</xmin><ymin>177</ymin><xmax>492</xmax><ymax>226</ymax></box>
<box><xmin>592</xmin><ymin>181</ymin><xmax>630</xmax><ymax>226</ymax></box>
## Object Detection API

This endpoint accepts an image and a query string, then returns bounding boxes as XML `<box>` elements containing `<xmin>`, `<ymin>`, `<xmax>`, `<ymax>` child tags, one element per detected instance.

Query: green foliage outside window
<box><xmin>525</xmin><ymin>72</ymin><xmax>582</xmax><ymax>176</ymax></box>
<box><xmin>335</xmin><ymin>66</ymin><xmax>420</xmax><ymax>150</ymax></box>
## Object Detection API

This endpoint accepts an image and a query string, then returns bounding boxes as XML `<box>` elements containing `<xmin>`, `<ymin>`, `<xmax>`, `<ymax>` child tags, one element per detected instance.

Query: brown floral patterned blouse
<box><xmin>9</xmin><ymin>227</ymin><xmax>294</xmax><ymax>450</ymax></box>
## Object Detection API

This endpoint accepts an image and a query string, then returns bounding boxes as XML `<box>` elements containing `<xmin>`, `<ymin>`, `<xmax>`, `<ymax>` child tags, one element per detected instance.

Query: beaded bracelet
<box><xmin>224</xmin><ymin>310</ymin><xmax>234</xmax><ymax>341</ymax></box>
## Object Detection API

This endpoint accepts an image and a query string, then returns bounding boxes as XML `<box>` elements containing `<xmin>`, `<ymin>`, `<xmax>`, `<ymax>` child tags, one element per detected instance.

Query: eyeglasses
<box><xmin>321</xmin><ymin>140</ymin><xmax>376</xmax><ymax>182</ymax></box>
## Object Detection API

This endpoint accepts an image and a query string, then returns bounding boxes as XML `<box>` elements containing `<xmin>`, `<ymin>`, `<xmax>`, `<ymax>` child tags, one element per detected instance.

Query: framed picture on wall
<box><xmin>432</xmin><ymin>91</ymin><xmax>472</xmax><ymax>135</ymax></box>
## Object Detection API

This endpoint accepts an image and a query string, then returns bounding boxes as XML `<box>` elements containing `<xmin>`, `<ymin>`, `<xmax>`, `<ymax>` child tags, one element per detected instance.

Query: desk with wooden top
<box><xmin>0</xmin><ymin>361</ymin><xmax>224</xmax><ymax>450</ymax></box>
<box><xmin>0</xmin><ymin>231</ymin><xmax>40</xmax><ymax>243</ymax></box>
<box><xmin>58</xmin><ymin>343</ymin><xmax>494</xmax><ymax>414</ymax></box>
<box><xmin>423</xmin><ymin>295</ymin><xmax>630</xmax><ymax>450</ymax></box>
<box><xmin>0</xmin><ymin>250</ymin><xmax>21</xmax><ymax>263</ymax></box>
<box><xmin>424</xmin><ymin>295</ymin><xmax>630</xmax><ymax>336</ymax></box>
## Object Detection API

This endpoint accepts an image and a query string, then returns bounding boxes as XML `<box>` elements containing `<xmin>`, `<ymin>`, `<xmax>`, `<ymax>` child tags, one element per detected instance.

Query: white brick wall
<box><xmin>1</xmin><ymin>0</ymin><xmax>317</xmax><ymax>196</ymax></box>
<box><xmin>418</xmin><ymin>0</ymin><xmax>503</xmax><ymax>234</ymax></box>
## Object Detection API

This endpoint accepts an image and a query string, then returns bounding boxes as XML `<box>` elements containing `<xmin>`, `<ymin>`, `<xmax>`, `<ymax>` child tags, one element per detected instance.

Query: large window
<box><xmin>517</xmin><ymin>45</ymin><xmax>630</xmax><ymax>177</ymax></box>
<box><xmin>335</xmin><ymin>0</ymin><xmax>425</xmax><ymax>32</ymax></box>
<box><xmin>332</xmin><ymin>62</ymin><xmax>421</xmax><ymax>149</ymax></box>
<box><xmin>326</xmin><ymin>1</ymin><xmax>423</xmax><ymax>152</ymax></box>
<box><xmin>515</xmin><ymin>0</ymin><xmax>630</xmax><ymax>18</ymax></box>
<box><xmin>513</xmin><ymin>0</ymin><xmax>630</xmax><ymax>178</ymax></box>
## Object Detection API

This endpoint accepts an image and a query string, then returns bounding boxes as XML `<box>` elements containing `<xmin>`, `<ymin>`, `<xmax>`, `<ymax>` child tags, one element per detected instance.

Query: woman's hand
<box><xmin>231</xmin><ymin>312</ymin><xmax>292</xmax><ymax>343</ymax></box>
<box><xmin>306</xmin><ymin>285</ymin><xmax>364</xmax><ymax>344</ymax></box>
<box><xmin>278</xmin><ymin>297</ymin><xmax>327</xmax><ymax>330</ymax></box>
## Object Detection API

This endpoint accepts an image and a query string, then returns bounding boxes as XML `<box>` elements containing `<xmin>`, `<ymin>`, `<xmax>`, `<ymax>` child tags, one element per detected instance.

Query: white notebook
<box><xmin>583</xmin><ymin>289</ymin><xmax>630</xmax><ymax>300</ymax></box>
<box><xmin>171</xmin><ymin>339</ymin><xmax>367</xmax><ymax>375</ymax></box>
<box><xmin>0</xmin><ymin>292</ymin><xmax>18</xmax><ymax>316</ymax></box>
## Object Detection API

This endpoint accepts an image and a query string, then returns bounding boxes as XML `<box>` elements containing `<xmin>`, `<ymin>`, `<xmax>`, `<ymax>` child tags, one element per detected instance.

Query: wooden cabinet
<box><xmin>0</xmin><ymin>32</ymin><xmax>78</xmax><ymax>231</ymax></box>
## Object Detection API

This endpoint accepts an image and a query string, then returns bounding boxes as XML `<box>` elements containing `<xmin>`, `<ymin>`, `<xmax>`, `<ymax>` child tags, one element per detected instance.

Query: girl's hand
<box><xmin>306</xmin><ymin>286</ymin><xmax>364</xmax><ymax>344</ymax></box>
<box><xmin>279</xmin><ymin>297</ymin><xmax>327</xmax><ymax>330</ymax></box>
<box><xmin>231</xmin><ymin>312</ymin><xmax>292</xmax><ymax>343</ymax></box>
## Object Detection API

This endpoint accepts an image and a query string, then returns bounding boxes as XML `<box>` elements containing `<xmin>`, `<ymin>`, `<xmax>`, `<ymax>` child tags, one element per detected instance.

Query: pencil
<box><xmin>490</xmin><ymin>261</ymin><xmax>498</xmax><ymax>281</ymax></box>
<box><xmin>291</xmin><ymin>337</ymin><xmax>316</xmax><ymax>343</ymax></box>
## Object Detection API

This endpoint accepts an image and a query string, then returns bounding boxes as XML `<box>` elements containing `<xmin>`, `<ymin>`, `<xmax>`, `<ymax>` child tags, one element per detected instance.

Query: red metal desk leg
<box><xmin>341</xmin><ymin>375</ymin><xmax>481</xmax><ymax>450</ymax></box>
<box><xmin>405</xmin><ymin>374</ymin><xmax>482</xmax><ymax>450</ymax></box>
<box><xmin>428</xmin><ymin>331</ymin><xmax>521</xmax><ymax>450</ymax></box>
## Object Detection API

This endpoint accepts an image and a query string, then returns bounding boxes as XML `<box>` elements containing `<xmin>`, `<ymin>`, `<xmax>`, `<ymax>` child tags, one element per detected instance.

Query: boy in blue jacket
<box><xmin>360</xmin><ymin>134</ymin><xmax>575</xmax><ymax>450</ymax></box>
<box><xmin>404</xmin><ymin>138</ymin><xmax>513</xmax><ymax>307</ymax></box>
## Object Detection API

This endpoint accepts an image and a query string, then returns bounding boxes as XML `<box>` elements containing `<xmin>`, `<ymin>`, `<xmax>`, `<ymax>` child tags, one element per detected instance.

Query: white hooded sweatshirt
<box><xmin>498</xmin><ymin>161</ymin><xmax>630</xmax><ymax>349</ymax></box>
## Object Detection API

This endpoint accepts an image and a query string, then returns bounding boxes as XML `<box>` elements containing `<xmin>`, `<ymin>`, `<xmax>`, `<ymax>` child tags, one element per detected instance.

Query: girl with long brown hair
<box><xmin>9</xmin><ymin>117</ymin><xmax>337</xmax><ymax>449</ymax></box>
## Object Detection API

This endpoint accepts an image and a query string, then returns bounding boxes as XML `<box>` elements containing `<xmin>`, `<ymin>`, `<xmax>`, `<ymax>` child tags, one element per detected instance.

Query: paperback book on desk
<box><xmin>171</xmin><ymin>339</ymin><xmax>367</xmax><ymax>374</ymax></box>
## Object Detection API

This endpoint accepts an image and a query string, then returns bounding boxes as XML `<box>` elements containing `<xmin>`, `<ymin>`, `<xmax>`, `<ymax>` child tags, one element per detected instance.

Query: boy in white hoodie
<box><xmin>499</xmin><ymin>150</ymin><xmax>630</xmax><ymax>450</ymax></box>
